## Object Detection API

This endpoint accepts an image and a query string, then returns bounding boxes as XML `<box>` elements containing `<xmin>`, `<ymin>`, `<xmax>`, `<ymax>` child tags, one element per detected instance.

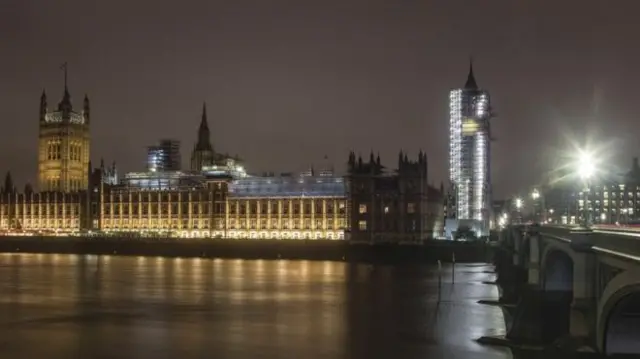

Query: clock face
<box><xmin>462</xmin><ymin>118</ymin><xmax>479</xmax><ymax>135</ymax></box>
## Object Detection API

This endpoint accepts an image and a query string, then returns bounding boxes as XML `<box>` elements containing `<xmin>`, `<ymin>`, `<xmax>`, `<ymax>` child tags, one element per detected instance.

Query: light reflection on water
<box><xmin>0</xmin><ymin>253</ymin><xmax>511</xmax><ymax>359</ymax></box>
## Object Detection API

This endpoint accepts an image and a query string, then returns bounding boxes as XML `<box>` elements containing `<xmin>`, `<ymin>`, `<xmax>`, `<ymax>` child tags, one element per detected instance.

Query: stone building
<box><xmin>346</xmin><ymin>151</ymin><xmax>442</xmax><ymax>243</ymax></box>
<box><xmin>38</xmin><ymin>78</ymin><xmax>90</xmax><ymax>192</ymax></box>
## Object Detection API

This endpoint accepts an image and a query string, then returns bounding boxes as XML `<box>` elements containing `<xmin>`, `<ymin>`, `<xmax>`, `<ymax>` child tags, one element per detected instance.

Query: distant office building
<box><xmin>447</xmin><ymin>61</ymin><xmax>493</xmax><ymax>237</ymax></box>
<box><xmin>148</xmin><ymin>139</ymin><xmax>181</xmax><ymax>172</ymax></box>
<box><xmin>546</xmin><ymin>157</ymin><xmax>640</xmax><ymax>225</ymax></box>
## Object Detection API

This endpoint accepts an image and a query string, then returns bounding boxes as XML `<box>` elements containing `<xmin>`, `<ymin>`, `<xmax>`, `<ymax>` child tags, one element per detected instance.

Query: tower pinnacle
<box><xmin>195</xmin><ymin>102</ymin><xmax>212</xmax><ymax>151</ymax></box>
<box><xmin>58</xmin><ymin>62</ymin><xmax>72</xmax><ymax>113</ymax></box>
<box><xmin>190</xmin><ymin>102</ymin><xmax>215</xmax><ymax>171</ymax></box>
<box><xmin>464</xmin><ymin>57</ymin><xmax>478</xmax><ymax>89</ymax></box>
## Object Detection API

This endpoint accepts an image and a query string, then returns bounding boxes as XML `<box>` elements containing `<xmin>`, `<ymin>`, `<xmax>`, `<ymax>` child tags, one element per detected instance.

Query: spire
<box><xmin>200</xmin><ymin>102</ymin><xmax>209</xmax><ymax>130</ymax></box>
<box><xmin>464</xmin><ymin>57</ymin><xmax>478</xmax><ymax>89</ymax></box>
<box><xmin>61</xmin><ymin>62</ymin><xmax>68</xmax><ymax>90</ymax></box>
<box><xmin>58</xmin><ymin>62</ymin><xmax>72</xmax><ymax>114</ymax></box>
<box><xmin>195</xmin><ymin>102</ymin><xmax>213</xmax><ymax>151</ymax></box>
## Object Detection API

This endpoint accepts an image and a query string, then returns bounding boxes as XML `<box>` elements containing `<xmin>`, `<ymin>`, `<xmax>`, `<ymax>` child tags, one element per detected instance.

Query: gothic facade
<box><xmin>346</xmin><ymin>151</ymin><xmax>443</xmax><ymax>243</ymax></box>
<box><xmin>38</xmin><ymin>85</ymin><xmax>90</xmax><ymax>193</ymax></box>
<box><xmin>0</xmin><ymin>92</ymin><xmax>446</xmax><ymax>241</ymax></box>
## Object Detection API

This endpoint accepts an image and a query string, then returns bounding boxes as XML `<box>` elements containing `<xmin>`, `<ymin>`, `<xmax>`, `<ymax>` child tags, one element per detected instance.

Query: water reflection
<box><xmin>0</xmin><ymin>254</ymin><xmax>511</xmax><ymax>359</ymax></box>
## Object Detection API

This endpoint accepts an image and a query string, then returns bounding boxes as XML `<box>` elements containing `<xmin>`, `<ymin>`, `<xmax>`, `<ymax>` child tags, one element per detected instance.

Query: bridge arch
<box><xmin>540</xmin><ymin>245</ymin><xmax>575</xmax><ymax>343</ymax></box>
<box><xmin>598</xmin><ymin>270</ymin><xmax>640</xmax><ymax>355</ymax></box>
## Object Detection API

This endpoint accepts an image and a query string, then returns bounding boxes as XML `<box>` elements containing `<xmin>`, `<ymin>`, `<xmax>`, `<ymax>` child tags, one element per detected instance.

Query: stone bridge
<box><xmin>494</xmin><ymin>225</ymin><xmax>640</xmax><ymax>355</ymax></box>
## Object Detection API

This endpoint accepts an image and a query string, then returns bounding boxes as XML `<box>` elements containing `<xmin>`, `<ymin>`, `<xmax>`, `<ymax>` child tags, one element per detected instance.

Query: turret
<box><xmin>347</xmin><ymin>151</ymin><xmax>356</xmax><ymax>172</ymax></box>
<box><xmin>39</xmin><ymin>90</ymin><xmax>47</xmax><ymax>122</ymax></box>
<box><xmin>422</xmin><ymin>152</ymin><xmax>428</xmax><ymax>174</ymax></box>
<box><xmin>3</xmin><ymin>171</ymin><xmax>14</xmax><ymax>194</ymax></box>
<box><xmin>83</xmin><ymin>94</ymin><xmax>90</xmax><ymax>124</ymax></box>
<box><xmin>24</xmin><ymin>183</ymin><xmax>33</xmax><ymax>196</ymax></box>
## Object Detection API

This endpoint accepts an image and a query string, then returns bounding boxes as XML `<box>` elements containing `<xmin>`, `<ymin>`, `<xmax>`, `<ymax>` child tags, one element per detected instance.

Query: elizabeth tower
<box><xmin>38</xmin><ymin>65</ymin><xmax>90</xmax><ymax>192</ymax></box>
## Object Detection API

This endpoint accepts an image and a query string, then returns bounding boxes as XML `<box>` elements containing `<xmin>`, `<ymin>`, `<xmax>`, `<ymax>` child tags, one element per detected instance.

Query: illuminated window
<box><xmin>407</xmin><ymin>203</ymin><xmax>416</xmax><ymax>214</ymax></box>
<box><xmin>358</xmin><ymin>220</ymin><xmax>367</xmax><ymax>230</ymax></box>
<box><xmin>359</xmin><ymin>204</ymin><xmax>367</xmax><ymax>214</ymax></box>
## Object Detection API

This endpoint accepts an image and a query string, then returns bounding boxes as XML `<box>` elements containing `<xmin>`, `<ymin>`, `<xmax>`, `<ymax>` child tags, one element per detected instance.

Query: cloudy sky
<box><xmin>1</xmin><ymin>0</ymin><xmax>640</xmax><ymax>197</ymax></box>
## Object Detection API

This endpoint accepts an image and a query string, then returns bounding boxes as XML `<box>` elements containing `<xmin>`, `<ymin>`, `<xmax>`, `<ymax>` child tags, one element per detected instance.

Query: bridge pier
<box><xmin>567</xmin><ymin>230</ymin><xmax>598</xmax><ymax>347</ymax></box>
<box><xmin>486</xmin><ymin>224</ymin><xmax>640</xmax><ymax>355</ymax></box>
<box><xmin>500</xmin><ymin>227</ymin><xmax>599</xmax><ymax>349</ymax></box>
<box><xmin>494</xmin><ymin>226</ymin><xmax>527</xmax><ymax>304</ymax></box>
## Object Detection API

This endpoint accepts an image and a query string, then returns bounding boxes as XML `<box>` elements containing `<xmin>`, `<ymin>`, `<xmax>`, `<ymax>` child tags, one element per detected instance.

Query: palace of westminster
<box><xmin>0</xmin><ymin>83</ymin><xmax>445</xmax><ymax>242</ymax></box>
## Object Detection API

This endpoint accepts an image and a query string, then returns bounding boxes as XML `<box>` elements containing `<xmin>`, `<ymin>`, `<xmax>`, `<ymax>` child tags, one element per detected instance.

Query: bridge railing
<box><xmin>537</xmin><ymin>225</ymin><xmax>640</xmax><ymax>264</ymax></box>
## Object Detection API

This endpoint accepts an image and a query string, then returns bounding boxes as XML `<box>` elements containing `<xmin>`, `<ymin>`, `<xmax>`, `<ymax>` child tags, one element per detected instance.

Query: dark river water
<box><xmin>0</xmin><ymin>253</ymin><xmax>513</xmax><ymax>359</ymax></box>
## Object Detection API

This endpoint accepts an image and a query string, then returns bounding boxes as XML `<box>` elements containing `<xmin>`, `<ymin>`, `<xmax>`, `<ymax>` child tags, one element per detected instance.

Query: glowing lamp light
<box><xmin>577</xmin><ymin>150</ymin><xmax>595</xmax><ymax>180</ymax></box>
<box><xmin>531</xmin><ymin>188</ymin><xmax>540</xmax><ymax>200</ymax></box>
<box><xmin>515</xmin><ymin>197</ymin><xmax>523</xmax><ymax>210</ymax></box>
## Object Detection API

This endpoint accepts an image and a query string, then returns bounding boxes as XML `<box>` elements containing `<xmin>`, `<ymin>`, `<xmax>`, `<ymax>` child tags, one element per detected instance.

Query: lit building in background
<box><xmin>545</xmin><ymin>157</ymin><xmax>640</xmax><ymax>226</ymax></box>
<box><xmin>1</xmin><ymin>88</ymin><xmax>447</xmax><ymax>240</ymax></box>
<box><xmin>147</xmin><ymin>139</ymin><xmax>181</xmax><ymax>172</ymax></box>
<box><xmin>226</xmin><ymin>174</ymin><xmax>347</xmax><ymax>240</ymax></box>
<box><xmin>447</xmin><ymin>61</ymin><xmax>492</xmax><ymax>238</ymax></box>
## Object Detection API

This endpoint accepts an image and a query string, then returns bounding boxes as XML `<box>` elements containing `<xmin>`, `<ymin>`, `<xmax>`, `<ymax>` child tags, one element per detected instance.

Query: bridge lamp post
<box><xmin>515</xmin><ymin>197</ymin><xmax>523</xmax><ymax>210</ymax></box>
<box><xmin>514</xmin><ymin>197</ymin><xmax>523</xmax><ymax>224</ymax></box>
<box><xmin>577</xmin><ymin>150</ymin><xmax>595</xmax><ymax>229</ymax></box>
<box><xmin>531</xmin><ymin>188</ymin><xmax>543</xmax><ymax>223</ymax></box>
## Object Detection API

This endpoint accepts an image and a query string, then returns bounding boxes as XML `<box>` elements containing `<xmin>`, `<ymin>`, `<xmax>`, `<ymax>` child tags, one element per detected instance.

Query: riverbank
<box><xmin>0</xmin><ymin>236</ymin><xmax>493</xmax><ymax>263</ymax></box>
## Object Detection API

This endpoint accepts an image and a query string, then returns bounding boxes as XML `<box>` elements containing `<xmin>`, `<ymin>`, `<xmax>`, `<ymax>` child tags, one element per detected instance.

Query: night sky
<box><xmin>2</xmin><ymin>0</ymin><xmax>640</xmax><ymax>198</ymax></box>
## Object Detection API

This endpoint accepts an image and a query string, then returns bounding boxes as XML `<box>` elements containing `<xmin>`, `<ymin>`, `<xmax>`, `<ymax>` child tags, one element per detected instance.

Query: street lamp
<box><xmin>531</xmin><ymin>189</ymin><xmax>540</xmax><ymax>200</ymax></box>
<box><xmin>513</xmin><ymin>197</ymin><xmax>523</xmax><ymax>224</ymax></box>
<box><xmin>531</xmin><ymin>188</ymin><xmax>543</xmax><ymax>223</ymax></box>
<box><xmin>576</xmin><ymin>149</ymin><xmax>595</xmax><ymax>229</ymax></box>
<box><xmin>515</xmin><ymin>197</ymin><xmax>523</xmax><ymax>210</ymax></box>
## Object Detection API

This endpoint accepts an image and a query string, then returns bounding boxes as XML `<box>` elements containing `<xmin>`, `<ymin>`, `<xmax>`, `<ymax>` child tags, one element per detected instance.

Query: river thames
<box><xmin>0</xmin><ymin>253</ymin><xmax>512</xmax><ymax>358</ymax></box>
